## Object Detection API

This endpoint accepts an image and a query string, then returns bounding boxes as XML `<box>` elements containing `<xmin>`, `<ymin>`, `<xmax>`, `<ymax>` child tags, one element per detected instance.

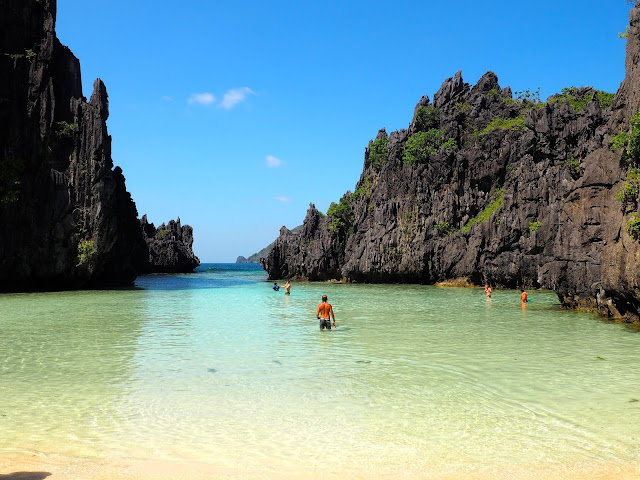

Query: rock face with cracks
<box><xmin>0</xmin><ymin>0</ymin><xmax>199</xmax><ymax>289</ymax></box>
<box><xmin>141</xmin><ymin>215</ymin><xmax>200</xmax><ymax>273</ymax></box>
<box><xmin>0</xmin><ymin>0</ymin><xmax>148</xmax><ymax>289</ymax></box>
<box><xmin>262</xmin><ymin>6</ymin><xmax>640</xmax><ymax>323</ymax></box>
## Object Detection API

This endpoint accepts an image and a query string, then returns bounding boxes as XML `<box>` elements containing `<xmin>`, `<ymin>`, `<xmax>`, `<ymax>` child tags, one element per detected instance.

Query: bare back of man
<box><xmin>316</xmin><ymin>295</ymin><xmax>336</xmax><ymax>330</ymax></box>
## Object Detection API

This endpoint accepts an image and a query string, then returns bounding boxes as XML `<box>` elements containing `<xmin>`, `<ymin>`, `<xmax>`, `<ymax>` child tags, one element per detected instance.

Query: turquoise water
<box><xmin>1</xmin><ymin>263</ymin><xmax>639</xmax><ymax>476</ymax></box>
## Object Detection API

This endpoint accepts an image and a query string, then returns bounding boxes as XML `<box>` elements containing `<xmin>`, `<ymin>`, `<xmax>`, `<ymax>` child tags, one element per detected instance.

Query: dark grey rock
<box><xmin>0</xmin><ymin>0</ymin><xmax>147</xmax><ymax>289</ymax></box>
<box><xmin>141</xmin><ymin>215</ymin><xmax>200</xmax><ymax>273</ymax></box>
<box><xmin>261</xmin><ymin>5</ymin><xmax>640</xmax><ymax>323</ymax></box>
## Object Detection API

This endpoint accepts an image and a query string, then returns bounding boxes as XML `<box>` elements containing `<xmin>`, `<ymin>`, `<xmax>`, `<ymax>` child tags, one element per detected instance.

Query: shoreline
<box><xmin>1</xmin><ymin>452</ymin><xmax>638</xmax><ymax>480</ymax></box>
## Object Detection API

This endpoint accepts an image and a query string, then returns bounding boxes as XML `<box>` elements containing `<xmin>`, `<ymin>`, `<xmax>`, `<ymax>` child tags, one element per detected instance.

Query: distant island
<box><xmin>261</xmin><ymin>6</ymin><xmax>640</xmax><ymax>324</ymax></box>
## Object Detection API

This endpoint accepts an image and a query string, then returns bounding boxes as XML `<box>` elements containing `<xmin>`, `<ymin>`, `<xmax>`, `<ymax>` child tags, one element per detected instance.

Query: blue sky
<box><xmin>56</xmin><ymin>1</ymin><xmax>632</xmax><ymax>262</ymax></box>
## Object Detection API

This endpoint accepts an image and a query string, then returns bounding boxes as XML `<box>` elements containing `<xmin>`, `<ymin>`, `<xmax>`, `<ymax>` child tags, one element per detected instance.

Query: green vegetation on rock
<box><xmin>366</xmin><ymin>137</ymin><xmax>388</xmax><ymax>170</ymax></box>
<box><xmin>627</xmin><ymin>215</ymin><xmax>640</xmax><ymax>239</ymax></box>
<box><xmin>156</xmin><ymin>229</ymin><xmax>171</xmax><ymax>240</ymax></box>
<box><xmin>548</xmin><ymin>87</ymin><xmax>614</xmax><ymax>112</ymax></box>
<box><xmin>529</xmin><ymin>221</ymin><xmax>542</xmax><ymax>232</ymax></box>
<box><xmin>351</xmin><ymin>177</ymin><xmax>373</xmax><ymax>201</ymax></box>
<box><xmin>77</xmin><ymin>239</ymin><xmax>97</xmax><ymax>268</ymax></box>
<box><xmin>433</xmin><ymin>221</ymin><xmax>452</xmax><ymax>236</ymax></box>
<box><xmin>476</xmin><ymin>116</ymin><xmax>525</xmax><ymax>137</ymax></box>
<box><xmin>620</xmin><ymin>25</ymin><xmax>631</xmax><ymax>39</ymax></box>
<box><xmin>461</xmin><ymin>189</ymin><xmax>504</xmax><ymax>233</ymax></box>
<box><xmin>327</xmin><ymin>197</ymin><xmax>354</xmax><ymax>235</ymax></box>
<box><xmin>548</xmin><ymin>87</ymin><xmax>591</xmax><ymax>112</ymax></box>
<box><xmin>597</xmin><ymin>91</ymin><xmax>615</xmax><ymax>109</ymax></box>
<box><xmin>628</xmin><ymin>111</ymin><xmax>640</xmax><ymax>160</ymax></box>
<box><xmin>413</xmin><ymin>105</ymin><xmax>440</xmax><ymax>131</ymax></box>
<box><xmin>615</xmin><ymin>168</ymin><xmax>640</xmax><ymax>204</ymax></box>
<box><xmin>564</xmin><ymin>157</ymin><xmax>582</xmax><ymax>176</ymax></box>
<box><xmin>611</xmin><ymin>131</ymin><xmax>629</xmax><ymax>152</ymax></box>
<box><xmin>610</xmin><ymin>111</ymin><xmax>640</xmax><ymax>160</ymax></box>
<box><xmin>403</xmin><ymin>130</ymin><xmax>456</xmax><ymax>166</ymax></box>
<box><xmin>54</xmin><ymin>121</ymin><xmax>79</xmax><ymax>137</ymax></box>
<box><xmin>455</xmin><ymin>102</ymin><xmax>470</xmax><ymax>114</ymax></box>
<box><xmin>514</xmin><ymin>88</ymin><xmax>541</xmax><ymax>104</ymax></box>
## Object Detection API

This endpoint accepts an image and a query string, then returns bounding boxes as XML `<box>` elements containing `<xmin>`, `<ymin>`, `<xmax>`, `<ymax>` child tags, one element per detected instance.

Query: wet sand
<box><xmin>1</xmin><ymin>453</ymin><xmax>638</xmax><ymax>480</ymax></box>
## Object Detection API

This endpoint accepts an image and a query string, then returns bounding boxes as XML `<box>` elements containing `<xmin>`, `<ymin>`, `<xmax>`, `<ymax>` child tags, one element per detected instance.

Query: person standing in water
<box><xmin>316</xmin><ymin>295</ymin><xmax>336</xmax><ymax>330</ymax></box>
<box><xmin>285</xmin><ymin>280</ymin><xmax>291</xmax><ymax>295</ymax></box>
<box><xmin>484</xmin><ymin>284</ymin><xmax>492</xmax><ymax>298</ymax></box>
<box><xmin>521</xmin><ymin>288</ymin><xmax>528</xmax><ymax>304</ymax></box>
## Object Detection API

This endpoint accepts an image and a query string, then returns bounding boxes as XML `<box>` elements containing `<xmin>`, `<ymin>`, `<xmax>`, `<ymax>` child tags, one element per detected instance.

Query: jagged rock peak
<box><xmin>412</xmin><ymin>95</ymin><xmax>430</xmax><ymax>117</ymax></box>
<box><xmin>140</xmin><ymin>216</ymin><xmax>200</xmax><ymax>273</ymax></box>
<box><xmin>472</xmin><ymin>71</ymin><xmax>500</xmax><ymax>94</ymax></box>
<box><xmin>259</xmin><ymin>5</ymin><xmax>640</xmax><ymax>323</ymax></box>
<box><xmin>433</xmin><ymin>70</ymin><xmax>469</xmax><ymax>108</ymax></box>
<box><xmin>0</xmin><ymin>0</ymin><xmax>148</xmax><ymax>290</ymax></box>
<box><xmin>89</xmin><ymin>78</ymin><xmax>109</xmax><ymax>120</ymax></box>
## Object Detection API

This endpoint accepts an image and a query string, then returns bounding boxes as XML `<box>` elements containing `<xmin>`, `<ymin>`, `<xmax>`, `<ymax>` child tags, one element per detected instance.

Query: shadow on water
<box><xmin>0</xmin><ymin>473</ymin><xmax>51</xmax><ymax>480</ymax></box>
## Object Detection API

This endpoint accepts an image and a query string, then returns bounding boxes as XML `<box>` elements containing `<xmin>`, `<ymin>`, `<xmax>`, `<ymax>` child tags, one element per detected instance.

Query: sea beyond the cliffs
<box><xmin>0</xmin><ymin>263</ymin><xmax>639</xmax><ymax>478</ymax></box>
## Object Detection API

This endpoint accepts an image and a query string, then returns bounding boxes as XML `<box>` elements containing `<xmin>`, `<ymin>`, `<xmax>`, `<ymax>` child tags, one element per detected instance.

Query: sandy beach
<box><xmin>1</xmin><ymin>453</ymin><xmax>639</xmax><ymax>480</ymax></box>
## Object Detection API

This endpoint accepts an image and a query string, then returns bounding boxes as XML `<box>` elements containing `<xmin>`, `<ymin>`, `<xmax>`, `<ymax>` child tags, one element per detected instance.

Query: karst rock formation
<box><xmin>262</xmin><ymin>5</ymin><xmax>640</xmax><ymax>323</ymax></box>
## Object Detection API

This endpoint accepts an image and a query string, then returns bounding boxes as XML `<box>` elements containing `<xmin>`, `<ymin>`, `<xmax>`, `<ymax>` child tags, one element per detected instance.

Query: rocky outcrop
<box><xmin>141</xmin><ymin>215</ymin><xmax>199</xmax><ymax>273</ymax></box>
<box><xmin>262</xmin><ymin>5</ymin><xmax>640</xmax><ymax>323</ymax></box>
<box><xmin>0</xmin><ymin>0</ymin><xmax>148</xmax><ymax>289</ymax></box>
<box><xmin>239</xmin><ymin>224</ymin><xmax>303</xmax><ymax>264</ymax></box>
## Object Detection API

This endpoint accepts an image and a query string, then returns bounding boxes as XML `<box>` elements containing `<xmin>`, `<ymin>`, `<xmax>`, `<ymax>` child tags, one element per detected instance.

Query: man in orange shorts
<box><xmin>316</xmin><ymin>294</ymin><xmax>336</xmax><ymax>330</ymax></box>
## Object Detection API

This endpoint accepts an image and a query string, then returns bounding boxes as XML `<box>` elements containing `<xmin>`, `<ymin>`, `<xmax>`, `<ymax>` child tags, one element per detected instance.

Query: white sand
<box><xmin>1</xmin><ymin>452</ymin><xmax>639</xmax><ymax>480</ymax></box>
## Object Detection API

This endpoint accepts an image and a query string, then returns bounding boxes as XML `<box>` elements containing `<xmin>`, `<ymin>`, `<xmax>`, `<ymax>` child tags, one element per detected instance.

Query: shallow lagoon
<box><xmin>1</xmin><ymin>264</ymin><xmax>639</xmax><ymax>477</ymax></box>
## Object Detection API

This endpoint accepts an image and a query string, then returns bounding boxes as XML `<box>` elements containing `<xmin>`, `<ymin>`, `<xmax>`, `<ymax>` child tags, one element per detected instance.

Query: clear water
<box><xmin>1</xmin><ymin>263</ymin><xmax>639</xmax><ymax>476</ymax></box>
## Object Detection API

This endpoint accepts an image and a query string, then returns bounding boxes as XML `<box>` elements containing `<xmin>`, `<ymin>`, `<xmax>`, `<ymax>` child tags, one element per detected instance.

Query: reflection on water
<box><xmin>0</xmin><ymin>264</ymin><xmax>639</xmax><ymax>475</ymax></box>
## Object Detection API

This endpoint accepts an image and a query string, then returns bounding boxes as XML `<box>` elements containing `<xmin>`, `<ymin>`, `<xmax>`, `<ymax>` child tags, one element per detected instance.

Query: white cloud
<box><xmin>187</xmin><ymin>92</ymin><xmax>216</xmax><ymax>106</ymax></box>
<box><xmin>220</xmin><ymin>87</ymin><xmax>254</xmax><ymax>109</ymax></box>
<box><xmin>161</xmin><ymin>95</ymin><xmax>173</xmax><ymax>102</ymax></box>
<box><xmin>266</xmin><ymin>155</ymin><xmax>283</xmax><ymax>168</ymax></box>
<box><xmin>274</xmin><ymin>195</ymin><xmax>292</xmax><ymax>203</ymax></box>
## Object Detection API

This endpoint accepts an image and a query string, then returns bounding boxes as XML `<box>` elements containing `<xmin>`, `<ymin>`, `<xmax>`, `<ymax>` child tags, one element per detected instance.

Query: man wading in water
<box><xmin>316</xmin><ymin>295</ymin><xmax>336</xmax><ymax>330</ymax></box>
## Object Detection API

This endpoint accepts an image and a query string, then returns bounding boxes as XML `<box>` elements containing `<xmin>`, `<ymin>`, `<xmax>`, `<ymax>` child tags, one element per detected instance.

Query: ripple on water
<box><xmin>0</xmin><ymin>267</ymin><xmax>639</xmax><ymax>474</ymax></box>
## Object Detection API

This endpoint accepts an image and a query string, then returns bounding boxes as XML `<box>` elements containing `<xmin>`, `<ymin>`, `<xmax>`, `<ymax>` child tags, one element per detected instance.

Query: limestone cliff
<box><xmin>262</xmin><ymin>5</ymin><xmax>640</xmax><ymax>322</ymax></box>
<box><xmin>141</xmin><ymin>215</ymin><xmax>200</xmax><ymax>273</ymax></box>
<box><xmin>0</xmin><ymin>0</ymin><xmax>147</xmax><ymax>289</ymax></box>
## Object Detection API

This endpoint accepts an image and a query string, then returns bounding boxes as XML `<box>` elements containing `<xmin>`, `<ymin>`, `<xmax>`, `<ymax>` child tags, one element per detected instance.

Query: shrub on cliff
<box><xmin>615</xmin><ymin>168</ymin><xmax>640</xmax><ymax>205</ymax></box>
<box><xmin>413</xmin><ymin>106</ymin><xmax>440</xmax><ymax>131</ymax></box>
<box><xmin>327</xmin><ymin>197</ymin><xmax>354</xmax><ymax>236</ymax></box>
<box><xmin>76</xmin><ymin>239</ymin><xmax>97</xmax><ymax>268</ymax></box>
<box><xmin>156</xmin><ymin>228</ymin><xmax>171</xmax><ymax>240</ymax></box>
<box><xmin>54</xmin><ymin>121</ymin><xmax>79</xmax><ymax>138</ymax></box>
<box><xmin>366</xmin><ymin>137</ymin><xmax>388</xmax><ymax>170</ymax></box>
<box><xmin>403</xmin><ymin>130</ymin><xmax>456</xmax><ymax>166</ymax></box>
<box><xmin>628</xmin><ymin>111</ymin><xmax>640</xmax><ymax>160</ymax></box>
<box><xmin>433</xmin><ymin>221</ymin><xmax>452</xmax><ymax>236</ymax></box>
<box><xmin>547</xmin><ymin>86</ymin><xmax>614</xmax><ymax>112</ymax></box>
<box><xmin>476</xmin><ymin>116</ymin><xmax>525</xmax><ymax>138</ymax></box>
<box><xmin>627</xmin><ymin>215</ymin><xmax>640</xmax><ymax>239</ymax></box>
<box><xmin>610</xmin><ymin>111</ymin><xmax>640</xmax><ymax>160</ymax></box>
<box><xmin>461</xmin><ymin>189</ymin><xmax>504</xmax><ymax>232</ymax></box>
